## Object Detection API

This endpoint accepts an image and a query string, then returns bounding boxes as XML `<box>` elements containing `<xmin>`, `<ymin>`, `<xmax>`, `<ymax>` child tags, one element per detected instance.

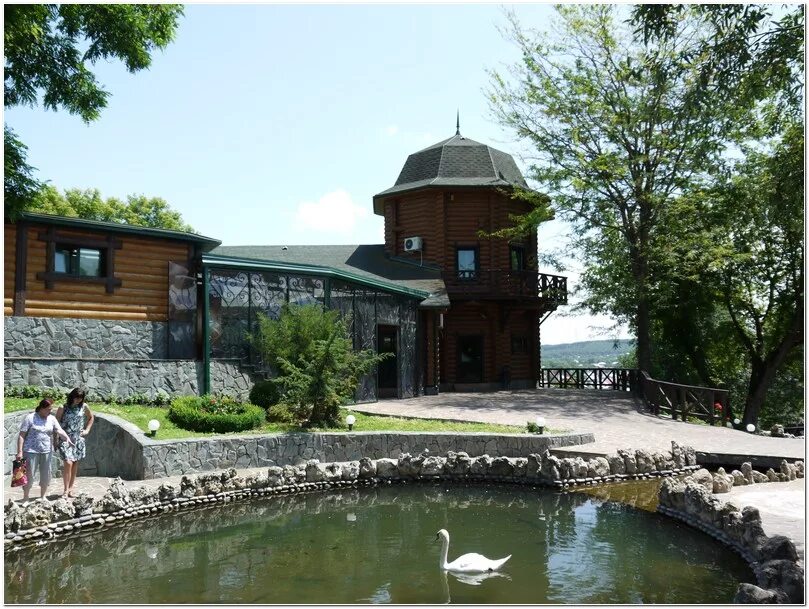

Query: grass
<box><xmin>4</xmin><ymin>398</ymin><xmax>532</xmax><ymax>440</ymax></box>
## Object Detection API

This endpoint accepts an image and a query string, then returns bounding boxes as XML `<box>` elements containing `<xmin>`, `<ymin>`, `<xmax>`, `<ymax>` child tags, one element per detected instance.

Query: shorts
<box><xmin>23</xmin><ymin>451</ymin><xmax>52</xmax><ymax>490</ymax></box>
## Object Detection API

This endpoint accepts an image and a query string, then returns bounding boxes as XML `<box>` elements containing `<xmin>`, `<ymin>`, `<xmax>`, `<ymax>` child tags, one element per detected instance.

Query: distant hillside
<box><xmin>541</xmin><ymin>339</ymin><xmax>634</xmax><ymax>368</ymax></box>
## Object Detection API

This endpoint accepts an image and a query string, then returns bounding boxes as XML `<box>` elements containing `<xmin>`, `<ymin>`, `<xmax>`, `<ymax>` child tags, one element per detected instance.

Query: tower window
<box><xmin>456</xmin><ymin>247</ymin><xmax>479</xmax><ymax>279</ymax></box>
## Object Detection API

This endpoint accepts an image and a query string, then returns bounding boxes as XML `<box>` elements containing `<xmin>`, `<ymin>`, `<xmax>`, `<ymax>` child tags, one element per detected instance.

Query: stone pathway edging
<box><xmin>658</xmin><ymin>472</ymin><xmax>804</xmax><ymax>604</ymax></box>
<box><xmin>5</xmin><ymin>442</ymin><xmax>702</xmax><ymax>552</ymax></box>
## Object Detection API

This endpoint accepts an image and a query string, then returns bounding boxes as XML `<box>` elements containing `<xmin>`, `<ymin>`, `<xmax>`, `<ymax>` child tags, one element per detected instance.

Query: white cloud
<box><xmin>294</xmin><ymin>189</ymin><xmax>367</xmax><ymax>233</ymax></box>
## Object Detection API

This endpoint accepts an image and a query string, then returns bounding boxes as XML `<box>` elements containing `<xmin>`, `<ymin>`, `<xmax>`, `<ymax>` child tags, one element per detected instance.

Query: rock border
<box><xmin>5</xmin><ymin>442</ymin><xmax>701</xmax><ymax>550</ymax></box>
<box><xmin>658</xmin><ymin>464</ymin><xmax>804</xmax><ymax>604</ymax></box>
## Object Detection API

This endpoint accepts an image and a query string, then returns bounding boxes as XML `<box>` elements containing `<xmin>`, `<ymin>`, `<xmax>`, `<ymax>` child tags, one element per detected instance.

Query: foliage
<box><xmin>3</xmin><ymin>4</ymin><xmax>184</xmax><ymax>217</ymax></box>
<box><xmin>488</xmin><ymin>5</ymin><xmax>733</xmax><ymax>371</ymax></box>
<box><xmin>3</xmin><ymin>126</ymin><xmax>43</xmax><ymax>221</ymax></box>
<box><xmin>167</xmin><ymin>395</ymin><xmax>265</xmax><ymax>434</ymax></box>
<box><xmin>4</xmin><ymin>384</ymin><xmax>64</xmax><ymax>400</ymax></box>
<box><xmin>266</xmin><ymin>403</ymin><xmax>296</xmax><ymax>424</ymax></box>
<box><xmin>28</xmin><ymin>185</ymin><xmax>195</xmax><ymax>232</ymax></box>
<box><xmin>490</xmin><ymin>4</ymin><xmax>804</xmax><ymax>426</ymax></box>
<box><xmin>248</xmin><ymin>379</ymin><xmax>281</xmax><ymax>411</ymax></box>
<box><xmin>251</xmin><ymin>304</ymin><xmax>388</xmax><ymax>427</ymax></box>
<box><xmin>479</xmin><ymin>188</ymin><xmax>554</xmax><ymax>241</ymax></box>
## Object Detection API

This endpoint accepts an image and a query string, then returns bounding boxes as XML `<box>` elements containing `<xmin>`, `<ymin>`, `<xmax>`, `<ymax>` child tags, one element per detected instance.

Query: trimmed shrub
<box><xmin>168</xmin><ymin>395</ymin><xmax>264</xmax><ymax>433</ymax></box>
<box><xmin>266</xmin><ymin>403</ymin><xmax>296</xmax><ymax>424</ymax></box>
<box><xmin>249</xmin><ymin>379</ymin><xmax>280</xmax><ymax>410</ymax></box>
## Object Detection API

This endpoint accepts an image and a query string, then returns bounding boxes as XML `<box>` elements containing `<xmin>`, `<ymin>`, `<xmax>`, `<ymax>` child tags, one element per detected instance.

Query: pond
<box><xmin>5</xmin><ymin>482</ymin><xmax>753</xmax><ymax>604</ymax></box>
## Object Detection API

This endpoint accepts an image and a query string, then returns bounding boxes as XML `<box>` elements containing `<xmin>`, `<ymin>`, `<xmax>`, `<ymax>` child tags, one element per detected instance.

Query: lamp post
<box><xmin>346</xmin><ymin>414</ymin><xmax>356</xmax><ymax>431</ymax></box>
<box><xmin>535</xmin><ymin>416</ymin><xmax>546</xmax><ymax>435</ymax></box>
<box><xmin>746</xmin><ymin>423</ymin><xmax>756</xmax><ymax>434</ymax></box>
<box><xmin>148</xmin><ymin>419</ymin><xmax>160</xmax><ymax>437</ymax></box>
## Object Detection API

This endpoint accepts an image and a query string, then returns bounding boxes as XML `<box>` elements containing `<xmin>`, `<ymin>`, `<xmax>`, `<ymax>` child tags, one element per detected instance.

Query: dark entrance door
<box><xmin>377</xmin><ymin>325</ymin><xmax>398</xmax><ymax>398</ymax></box>
<box><xmin>457</xmin><ymin>335</ymin><xmax>484</xmax><ymax>383</ymax></box>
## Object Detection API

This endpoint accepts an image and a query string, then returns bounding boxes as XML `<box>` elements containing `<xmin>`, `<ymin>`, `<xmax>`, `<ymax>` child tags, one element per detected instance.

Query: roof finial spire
<box><xmin>456</xmin><ymin>109</ymin><xmax>460</xmax><ymax>135</ymax></box>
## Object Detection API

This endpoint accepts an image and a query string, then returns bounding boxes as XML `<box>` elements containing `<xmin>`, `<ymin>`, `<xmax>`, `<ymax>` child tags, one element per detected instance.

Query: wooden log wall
<box><xmin>441</xmin><ymin>301</ymin><xmax>539</xmax><ymax>385</ymax></box>
<box><xmin>383</xmin><ymin>188</ymin><xmax>537</xmax><ymax>273</ymax></box>
<box><xmin>8</xmin><ymin>223</ymin><xmax>192</xmax><ymax>322</ymax></box>
<box><xmin>4</xmin><ymin>224</ymin><xmax>17</xmax><ymax>316</ymax></box>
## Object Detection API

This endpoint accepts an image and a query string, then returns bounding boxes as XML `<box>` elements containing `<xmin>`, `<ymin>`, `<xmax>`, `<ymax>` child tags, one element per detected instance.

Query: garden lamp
<box><xmin>346</xmin><ymin>414</ymin><xmax>356</xmax><ymax>431</ymax></box>
<box><xmin>746</xmin><ymin>423</ymin><xmax>756</xmax><ymax>433</ymax></box>
<box><xmin>148</xmin><ymin>419</ymin><xmax>160</xmax><ymax>437</ymax></box>
<box><xmin>535</xmin><ymin>416</ymin><xmax>546</xmax><ymax>435</ymax></box>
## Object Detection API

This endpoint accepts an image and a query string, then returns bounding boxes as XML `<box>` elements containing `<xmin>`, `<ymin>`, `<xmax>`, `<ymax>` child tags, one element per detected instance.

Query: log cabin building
<box><xmin>4</xmin><ymin>128</ymin><xmax>566</xmax><ymax>401</ymax></box>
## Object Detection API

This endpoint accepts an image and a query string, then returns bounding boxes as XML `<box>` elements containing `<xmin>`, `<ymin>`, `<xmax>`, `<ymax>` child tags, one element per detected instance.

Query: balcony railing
<box><xmin>442</xmin><ymin>270</ymin><xmax>567</xmax><ymax>305</ymax></box>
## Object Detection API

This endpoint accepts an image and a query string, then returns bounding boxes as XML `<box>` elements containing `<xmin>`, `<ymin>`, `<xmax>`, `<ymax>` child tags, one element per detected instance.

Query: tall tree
<box><xmin>31</xmin><ymin>186</ymin><xmax>195</xmax><ymax>232</ymax></box>
<box><xmin>4</xmin><ymin>4</ymin><xmax>184</xmax><ymax>218</ymax></box>
<box><xmin>631</xmin><ymin>4</ymin><xmax>804</xmax><ymax>426</ymax></box>
<box><xmin>487</xmin><ymin>5</ymin><xmax>728</xmax><ymax>371</ymax></box>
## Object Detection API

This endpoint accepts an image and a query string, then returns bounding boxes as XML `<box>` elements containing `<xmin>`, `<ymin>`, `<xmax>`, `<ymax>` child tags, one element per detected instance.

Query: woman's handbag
<box><xmin>11</xmin><ymin>458</ymin><xmax>28</xmax><ymax>488</ymax></box>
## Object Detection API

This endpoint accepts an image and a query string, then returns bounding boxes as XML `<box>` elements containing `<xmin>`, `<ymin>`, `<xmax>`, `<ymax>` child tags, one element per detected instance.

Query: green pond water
<box><xmin>5</xmin><ymin>481</ymin><xmax>753</xmax><ymax>604</ymax></box>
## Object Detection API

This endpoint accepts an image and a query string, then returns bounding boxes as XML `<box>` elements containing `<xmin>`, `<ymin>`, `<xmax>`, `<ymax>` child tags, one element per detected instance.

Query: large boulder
<box><xmin>376</xmin><ymin>458</ymin><xmax>399</xmax><ymax>479</ymax></box>
<box><xmin>741</xmin><ymin>462</ymin><xmax>755</xmax><ymax>483</ymax></box>
<box><xmin>97</xmin><ymin>477</ymin><xmax>131</xmax><ymax>512</ymax></box>
<box><xmin>489</xmin><ymin>456</ymin><xmax>515</xmax><ymax>477</ymax></box>
<box><xmin>731</xmin><ymin>470</ymin><xmax>748</xmax><ymax>486</ymax></box>
<box><xmin>267</xmin><ymin>466</ymin><xmax>285</xmax><ymax>486</ymax></box>
<box><xmin>770</xmin><ymin>424</ymin><xmax>786</xmax><ymax>438</ymax></box>
<box><xmin>420</xmin><ymin>456</ymin><xmax>444</xmax><ymax>477</ymax></box>
<box><xmin>19</xmin><ymin>499</ymin><xmax>54</xmax><ymax>528</ymax></box>
<box><xmin>444</xmin><ymin>451</ymin><xmax>472</xmax><ymax>476</ymax></box>
<box><xmin>397</xmin><ymin>453</ymin><xmax>424</xmax><ymax>478</ymax></box>
<box><xmin>757</xmin><ymin>559</ymin><xmax>805</xmax><ymax>603</ymax></box>
<box><xmin>49</xmin><ymin>497</ymin><xmax>75</xmax><ymax>522</ymax></box>
<box><xmin>758</xmin><ymin>535</ymin><xmax>799</xmax><ymax>563</ymax></box>
<box><xmin>358</xmin><ymin>457</ymin><xmax>376</xmax><ymax>478</ymax></box>
<box><xmin>635</xmin><ymin>449</ymin><xmax>655</xmax><ymax>474</ymax></box>
<box><xmin>607</xmin><ymin>455</ymin><xmax>626</xmax><ymax>475</ymax></box>
<box><xmin>588</xmin><ymin>457</ymin><xmax>611</xmax><ymax>478</ymax></box>
<box><xmin>539</xmin><ymin>450</ymin><xmax>561</xmax><ymax>481</ymax></box>
<box><xmin>470</xmin><ymin>455</ymin><xmax>493</xmax><ymax>476</ymax></box>
<box><xmin>689</xmin><ymin>468</ymin><xmax>714</xmax><ymax>493</ymax></box>
<box><xmin>618</xmin><ymin>449</ymin><xmax>637</xmax><ymax>474</ymax></box>
<box><xmin>525</xmin><ymin>453</ymin><xmax>542</xmax><ymax>478</ymax></box>
<box><xmin>751</xmin><ymin>470</ymin><xmax>769</xmax><ymax>484</ymax></box>
<box><xmin>341</xmin><ymin>461</ymin><xmax>360</xmax><ymax>481</ymax></box>
<box><xmin>733</xmin><ymin>583</ymin><xmax>788</xmax><ymax>604</ymax></box>
<box><xmin>779</xmin><ymin>460</ymin><xmax>797</xmax><ymax>481</ymax></box>
<box><xmin>670</xmin><ymin>441</ymin><xmax>685</xmax><ymax>469</ymax></box>
<box><xmin>305</xmin><ymin>460</ymin><xmax>326</xmax><ymax>483</ymax></box>
<box><xmin>712</xmin><ymin>468</ymin><xmax>734</xmax><ymax>494</ymax></box>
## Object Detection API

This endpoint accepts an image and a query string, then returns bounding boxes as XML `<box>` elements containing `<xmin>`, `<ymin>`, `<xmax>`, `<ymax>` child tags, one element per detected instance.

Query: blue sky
<box><xmin>5</xmin><ymin>3</ymin><xmax>631</xmax><ymax>346</ymax></box>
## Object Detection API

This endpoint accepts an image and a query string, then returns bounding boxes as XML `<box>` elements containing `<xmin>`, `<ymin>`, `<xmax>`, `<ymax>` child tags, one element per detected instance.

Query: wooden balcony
<box><xmin>442</xmin><ymin>270</ymin><xmax>567</xmax><ymax>305</ymax></box>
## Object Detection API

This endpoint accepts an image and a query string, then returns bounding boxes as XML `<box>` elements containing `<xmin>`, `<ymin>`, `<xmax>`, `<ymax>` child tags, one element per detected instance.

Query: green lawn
<box><xmin>4</xmin><ymin>398</ymin><xmax>531</xmax><ymax>440</ymax></box>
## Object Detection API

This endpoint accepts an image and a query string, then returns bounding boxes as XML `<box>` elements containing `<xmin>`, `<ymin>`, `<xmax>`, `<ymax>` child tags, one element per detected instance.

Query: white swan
<box><xmin>435</xmin><ymin>529</ymin><xmax>511</xmax><ymax>573</ymax></box>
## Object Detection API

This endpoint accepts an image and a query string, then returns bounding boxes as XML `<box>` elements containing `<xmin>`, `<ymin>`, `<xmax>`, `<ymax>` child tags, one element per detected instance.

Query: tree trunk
<box><xmin>636</xmin><ymin>293</ymin><xmax>652</xmax><ymax>372</ymax></box>
<box><xmin>742</xmin><ymin>302</ymin><xmax>804</xmax><ymax>427</ymax></box>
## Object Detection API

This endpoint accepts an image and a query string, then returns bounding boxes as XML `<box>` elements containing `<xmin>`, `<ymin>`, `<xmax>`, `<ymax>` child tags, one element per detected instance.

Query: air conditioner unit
<box><xmin>403</xmin><ymin>236</ymin><xmax>423</xmax><ymax>252</ymax></box>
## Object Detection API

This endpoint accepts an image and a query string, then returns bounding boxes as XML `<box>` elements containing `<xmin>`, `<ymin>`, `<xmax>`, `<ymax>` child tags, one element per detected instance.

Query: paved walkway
<box><xmin>355</xmin><ymin>388</ymin><xmax>805</xmax><ymax>460</ymax></box>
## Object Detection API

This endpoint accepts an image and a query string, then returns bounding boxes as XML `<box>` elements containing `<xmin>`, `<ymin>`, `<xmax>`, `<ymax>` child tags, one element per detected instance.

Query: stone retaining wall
<box><xmin>4</xmin><ymin>412</ymin><xmax>596</xmax><ymax>479</ymax></box>
<box><xmin>658</xmin><ymin>471</ymin><xmax>804</xmax><ymax>603</ymax></box>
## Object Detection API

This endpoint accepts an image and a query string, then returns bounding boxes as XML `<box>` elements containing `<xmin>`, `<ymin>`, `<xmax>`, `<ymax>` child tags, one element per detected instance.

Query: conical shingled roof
<box><xmin>372</xmin><ymin>133</ymin><xmax>528</xmax><ymax>215</ymax></box>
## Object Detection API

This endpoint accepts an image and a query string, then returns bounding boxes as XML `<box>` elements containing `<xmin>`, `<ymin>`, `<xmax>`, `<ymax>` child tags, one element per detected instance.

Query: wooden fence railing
<box><xmin>539</xmin><ymin>367</ymin><xmax>730</xmax><ymax>425</ymax></box>
<box><xmin>640</xmin><ymin>371</ymin><xmax>729</xmax><ymax>425</ymax></box>
<box><xmin>539</xmin><ymin>368</ymin><xmax>640</xmax><ymax>392</ymax></box>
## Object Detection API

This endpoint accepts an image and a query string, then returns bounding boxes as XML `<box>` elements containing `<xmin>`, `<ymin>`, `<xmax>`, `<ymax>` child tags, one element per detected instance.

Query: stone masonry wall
<box><xmin>5</xmin><ymin>317</ymin><xmax>167</xmax><ymax>359</ymax></box>
<box><xmin>4</xmin><ymin>412</ymin><xmax>595</xmax><ymax>480</ymax></box>
<box><xmin>4</xmin><ymin>316</ymin><xmax>254</xmax><ymax>400</ymax></box>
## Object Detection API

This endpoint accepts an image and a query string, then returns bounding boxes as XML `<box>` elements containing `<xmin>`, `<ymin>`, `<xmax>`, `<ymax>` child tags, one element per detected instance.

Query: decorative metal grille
<box><xmin>288</xmin><ymin>275</ymin><xmax>324</xmax><ymax>307</ymax></box>
<box><xmin>208</xmin><ymin>270</ymin><xmax>251</xmax><ymax>359</ymax></box>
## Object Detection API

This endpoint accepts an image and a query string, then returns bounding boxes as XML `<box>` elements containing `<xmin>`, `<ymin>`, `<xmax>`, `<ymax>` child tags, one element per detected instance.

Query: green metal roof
<box><xmin>15</xmin><ymin>211</ymin><xmax>221</xmax><ymax>251</ymax></box>
<box><xmin>205</xmin><ymin>244</ymin><xmax>449</xmax><ymax>307</ymax></box>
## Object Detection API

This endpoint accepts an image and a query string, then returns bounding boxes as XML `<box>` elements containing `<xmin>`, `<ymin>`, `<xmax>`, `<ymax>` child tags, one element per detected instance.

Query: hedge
<box><xmin>167</xmin><ymin>395</ymin><xmax>265</xmax><ymax>434</ymax></box>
